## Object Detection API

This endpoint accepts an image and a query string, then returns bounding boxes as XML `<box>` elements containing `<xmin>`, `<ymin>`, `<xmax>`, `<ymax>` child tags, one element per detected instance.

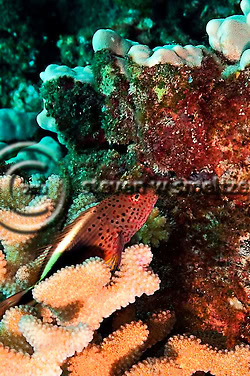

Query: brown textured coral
<box><xmin>93</xmin><ymin>31</ymin><xmax>249</xmax><ymax>192</ymax></box>
<box><xmin>153</xmin><ymin>191</ymin><xmax>250</xmax><ymax>347</ymax></box>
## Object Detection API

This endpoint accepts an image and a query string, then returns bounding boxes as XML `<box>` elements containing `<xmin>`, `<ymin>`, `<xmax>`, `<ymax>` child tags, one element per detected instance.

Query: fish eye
<box><xmin>131</xmin><ymin>193</ymin><xmax>140</xmax><ymax>202</ymax></box>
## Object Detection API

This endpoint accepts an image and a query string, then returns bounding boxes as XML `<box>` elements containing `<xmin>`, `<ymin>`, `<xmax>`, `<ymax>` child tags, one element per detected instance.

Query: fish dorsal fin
<box><xmin>40</xmin><ymin>204</ymin><xmax>98</xmax><ymax>254</ymax></box>
<box><xmin>34</xmin><ymin>204</ymin><xmax>98</xmax><ymax>282</ymax></box>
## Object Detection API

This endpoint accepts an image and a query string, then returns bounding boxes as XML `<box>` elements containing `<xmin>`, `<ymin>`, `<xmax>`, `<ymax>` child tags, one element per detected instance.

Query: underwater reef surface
<box><xmin>0</xmin><ymin>0</ymin><xmax>249</xmax><ymax>375</ymax></box>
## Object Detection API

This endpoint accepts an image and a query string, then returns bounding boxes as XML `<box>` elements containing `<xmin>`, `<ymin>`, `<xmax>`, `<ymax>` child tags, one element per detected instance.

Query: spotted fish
<box><xmin>0</xmin><ymin>188</ymin><xmax>158</xmax><ymax>316</ymax></box>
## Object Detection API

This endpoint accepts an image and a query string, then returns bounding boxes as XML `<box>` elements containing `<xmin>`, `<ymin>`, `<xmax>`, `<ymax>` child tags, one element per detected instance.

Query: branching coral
<box><xmin>68</xmin><ymin>324</ymin><xmax>249</xmax><ymax>376</ymax></box>
<box><xmin>68</xmin><ymin>321</ymin><xmax>150</xmax><ymax>376</ymax></box>
<box><xmin>0</xmin><ymin>175</ymin><xmax>32</xmax><ymax>210</ymax></box>
<box><xmin>68</xmin><ymin>310</ymin><xmax>175</xmax><ymax>376</ymax></box>
<box><xmin>0</xmin><ymin>315</ymin><xmax>93</xmax><ymax>376</ymax></box>
<box><xmin>0</xmin><ymin>245</ymin><xmax>160</xmax><ymax>376</ymax></box>
<box><xmin>0</xmin><ymin>304</ymin><xmax>93</xmax><ymax>376</ymax></box>
<box><xmin>125</xmin><ymin>335</ymin><xmax>250</xmax><ymax>375</ymax></box>
<box><xmin>125</xmin><ymin>359</ymin><xmax>184</xmax><ymax>376</ymax></box>
<box><xmin>0</xmin><ymin>250</ymin><xmax>7</xmax><ymax>284</ymax></box>
<box><xmin>33</xmin><ymin>244</ymin><xmax>160</xmax><ymax>328</ymax></box>
<box><xmin>0</xmin><ymin>174</ymin><xmax>65</xmax><ymax>296</ymax></box>
<box><xmin>165</xmin><ymin>335</ymin><xmax>250</xmax><ymax>376</ymax></box>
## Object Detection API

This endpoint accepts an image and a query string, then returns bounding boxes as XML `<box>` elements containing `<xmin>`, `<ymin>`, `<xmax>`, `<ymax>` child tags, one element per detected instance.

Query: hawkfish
<box><xmin>0</xmin><ymin>188</ymin><xmax>158</xmax><ymax>317</ymax></box>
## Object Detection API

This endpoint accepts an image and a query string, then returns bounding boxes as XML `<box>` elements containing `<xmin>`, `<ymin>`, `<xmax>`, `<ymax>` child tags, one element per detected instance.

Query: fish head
<box><xmin>127</xmin><ymin>187</ymin><xmax>158</xmax><ymax>210</ymax></box>
<box><xmin>113</xmin><ymin>187</ymin><xmax>158</xmax><ymax>242</ymax></box>
<box><xmin>79</xmin><ymin>187</ymin><xmax>158</xmax><ymax>270</ymax></box>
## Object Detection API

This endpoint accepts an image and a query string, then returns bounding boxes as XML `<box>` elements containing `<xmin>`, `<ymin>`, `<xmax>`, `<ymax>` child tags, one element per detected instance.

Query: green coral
<box><xmin>40</xmin><ymin>76</ymin><xmax>103</xmax><ymax>151</ymax></box>
<box><xmin>134</xmin><ymin>207</ymin><xmax>170</xmax><ymax>247</ymax></box>
<box><xmin>66</xmin><ymin>192</ymin><xmax>98</xmax><ymax>224</ymax></box>
<box><xmin>59</xmin><ymin>144</ymin><xmax>144</xmax><ymax>196</ymax></box>
<box><xmin>93</xmin><ymin>50</ymin><xmax>122</xmax><ymax>95</ymax></box>
<box><xmin>57</xmin><ymin>32</ymin><xmax>94</xmax><ymax>67</ymax></box>
<box><xmin>93</xmin><ymin>51</ymin><xmax>139</xmax><ymax>145</ymax></box>
<box><xmin>0</xmin><ymin>0</ymin><xmax>37</xmax><ymax>108</ymax></box>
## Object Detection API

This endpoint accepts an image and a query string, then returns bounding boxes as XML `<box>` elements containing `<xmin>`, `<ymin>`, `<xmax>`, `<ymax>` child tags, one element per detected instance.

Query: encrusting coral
<box><xmin>91</xmin><ymin>27</ymin><xmax>249</xmax><ymax>184</ymax></box>
<box><xmin>37</xmin><ymin>64</ymin><xmax>102</xmax><ymax>151</ymax></box>
<box><xmin>206</xmin><ymin>0</ymin><xmax>250</xmax><ymax>68</ymax></box>
<box><xmin>35</xmin><ymin>2</ymin><xmax>249</xmax><ymax>208</ymax></box>
<box><xmin>5</xmin><ymin>137</ymin><xmax>63</xmax><ymax>178</ymax></box>
<box><xmin>0</xmin><ymin>109</ymin><xmax>38</xmax><ymax>142</ymax></box>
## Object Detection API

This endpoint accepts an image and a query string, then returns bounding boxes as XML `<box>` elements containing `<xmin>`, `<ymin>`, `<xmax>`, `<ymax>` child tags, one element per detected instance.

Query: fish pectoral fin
<box><xmin>104</xmin><ymin>231</ymin><xmax>124</xmax><ymax>271</ymax></box>
<box><xmin>116</xmin><ymin>231</ymin><xmax>124</xmax><ymax>265</ymax></box>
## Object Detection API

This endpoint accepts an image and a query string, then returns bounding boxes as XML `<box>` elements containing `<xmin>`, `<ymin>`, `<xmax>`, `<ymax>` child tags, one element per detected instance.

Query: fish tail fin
<box><xmin>0</xmin><ymin>287</ymin><xmax>31</xmax><ymax>319</ymax></box>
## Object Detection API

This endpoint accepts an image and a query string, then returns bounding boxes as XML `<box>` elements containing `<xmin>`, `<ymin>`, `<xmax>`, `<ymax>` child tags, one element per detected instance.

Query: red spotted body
<box><xmin>82</xmin><ymin>188</ymin><xmax>158</xmax><ymax>269</ymax></box>
<box><xmin>0</xmin><ymin>188</ymin><xmax>158</xmax><ymax>316</ymax></box>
